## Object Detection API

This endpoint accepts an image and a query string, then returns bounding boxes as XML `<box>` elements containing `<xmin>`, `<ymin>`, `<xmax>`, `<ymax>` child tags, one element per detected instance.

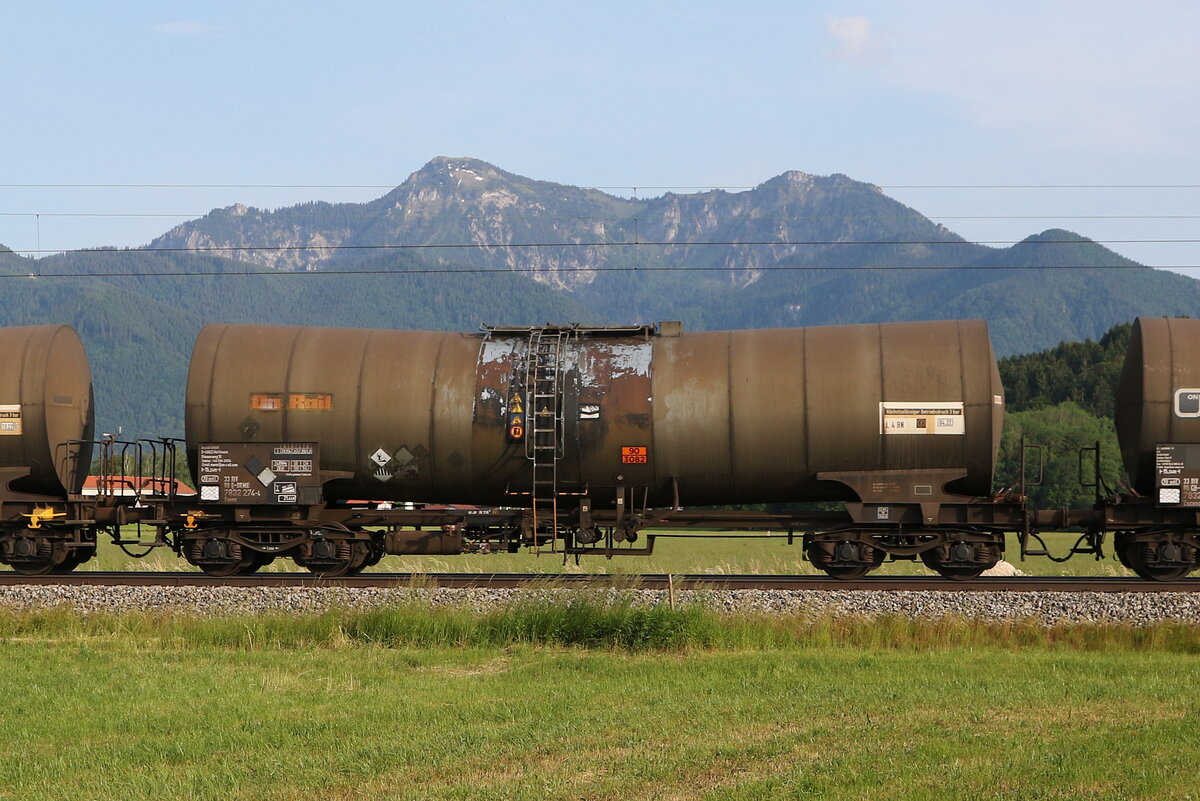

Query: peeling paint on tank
<box><xmin>479</xmin><ymin>339</ymin><xmax>518</xmax><ymax>365</ymax></box>
<box><xmin>578</xmin><ymin>343</ymin><xmax>653</xmax><ymax>387</ymax></box>
<box><xmin>609</xmin><ymin>343</ymin><xmax>652</xmax><ymax>376</ymax></box>
<box><xmin>477</xmin><ymin>386</ymin><xmax>505</xmax><ymax>418</ymax></box>
<box><xmin>561</xmin><ymin>347</ymin><xmax>580</xmax><ymax>374</ymax></box>
<box><xmin>474</xmin><ymin>338</ymin><xmax>517</xmax><ymax>428</ymax></box>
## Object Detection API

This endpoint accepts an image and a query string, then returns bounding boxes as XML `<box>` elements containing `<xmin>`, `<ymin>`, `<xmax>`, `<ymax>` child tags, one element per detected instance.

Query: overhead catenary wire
<box><xmin>0</xmin><ymin>264</ymin><xmax>1187</xmax><ymax>280</ymax></box>
<box><xmin>0</xmin><ymin>212</ymin><xmax>206</xmax><ymax>217</ymax></box>
<box><xmin>4</xmin><ymin>182</ymin><xmax>1200</xmax><ymax>189</ymax></box>
<box><xmin>7</xmin><ymin>211</ymin><xmax>1200</xmax><ymax>222</ymax></box>
<box><xmin>6</xmin><ymin>237</ymin><xmax>1199</xmax><ymax>256</ymax></box>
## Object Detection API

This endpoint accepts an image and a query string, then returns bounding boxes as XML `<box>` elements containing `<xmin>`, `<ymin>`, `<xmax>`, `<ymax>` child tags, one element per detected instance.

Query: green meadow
<box><xmin>0</xmin><ymin>601</ymin><xmax>1198</xmax><ymax>800</ymax></box>
<box><xmin>4</xmin><ymin>528</ymin><xmax>1184</xmax><ymax>799</ymax></box>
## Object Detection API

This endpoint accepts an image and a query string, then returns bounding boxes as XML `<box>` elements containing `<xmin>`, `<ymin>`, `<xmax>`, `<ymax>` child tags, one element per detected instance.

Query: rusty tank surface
<box><xmin>1115</xmin><ymin>317</ymin><xmax>1200</xmax><ymax>494</ymax></box>
<box><xmin>186</xmin><ymin>319</ymin><xmax>1003</xmax><ymax>507</ymax></box>
<box><xmin>0</xmin><ymin>325</ymin><xmax>94</xmax><ymax>498</ymax></box>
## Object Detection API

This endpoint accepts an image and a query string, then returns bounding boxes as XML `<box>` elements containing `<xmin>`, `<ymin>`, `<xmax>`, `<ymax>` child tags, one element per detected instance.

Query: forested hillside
<box><xmin>1000</xmin><ymin>323</ymin><xmax>1132</xmax><ymax>418</ymax></box>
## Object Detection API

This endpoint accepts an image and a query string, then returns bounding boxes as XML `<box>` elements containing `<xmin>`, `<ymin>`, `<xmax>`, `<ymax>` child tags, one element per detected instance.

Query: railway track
<box><xmin>0</xmin><ymin>572</ymin><xmax>1197</xmax><ymax>592</ymax></box>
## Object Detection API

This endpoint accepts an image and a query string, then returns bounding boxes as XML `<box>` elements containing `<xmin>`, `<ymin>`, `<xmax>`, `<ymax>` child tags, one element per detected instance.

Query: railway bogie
<box><xmin>1113</xmin><ymin>533</ymin><xmax>1199</xmax><ymax>582</ymax></box>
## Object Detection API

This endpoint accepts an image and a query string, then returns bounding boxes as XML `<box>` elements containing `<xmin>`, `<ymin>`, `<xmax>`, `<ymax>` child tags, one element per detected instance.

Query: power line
<box><xmin>0</xmin><ymin>263</ymin><xmax>1181</xmax><ymax>280</ymax></box>
<box><xmin>8</xmin><ymin>237</ymin><xmax>1196</xmax><ymax>256</ymax></box>
<box><xmin>6</xmin><ymin>211</ymin><xmax>1200</xmax><ymax>222</ymax></box>
<box><xmin>0</xmin><ymin>183</ymin><xmax>396</xmax><ymax>189</ymax></box>
<box><xmin>929</xmin><ymin>215</ymin><xmax>1200</xmax><ymax>220</ymax></box>
<box><xmin>3</xmin><ymin>182</ymin><xmax>1200</xmax><ymax>190</ymax></box>
<box><xmin>878</xmin><ymin>184</ymin><xmax>1200</xmax><ymax>190</ymax></box>
<box><xmin>0</xmin><ymin>212</ymin><xmax>201</xmax><ymax>218</ymax></box>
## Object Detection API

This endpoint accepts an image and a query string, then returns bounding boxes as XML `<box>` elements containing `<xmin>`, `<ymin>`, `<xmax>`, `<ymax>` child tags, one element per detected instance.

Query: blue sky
<box><xmin>3</xmin><ymin>1</ymin><xmax>1199</xmax><ymax>274</ymax></box>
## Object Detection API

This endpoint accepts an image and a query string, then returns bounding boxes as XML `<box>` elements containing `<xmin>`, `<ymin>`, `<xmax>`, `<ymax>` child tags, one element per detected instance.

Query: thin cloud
<box><xmin>152</xmin><ymin>21</ymin><xmax>222</xmax><ymax>36</ymax></box>
<box><xmin>877</xmin><ymin>6</ymin><xmax>1200</xmax><ymax>154</ymax></box>
<box><xmin>826</xmin><ymin>16</ymin><xmax>872</xmax><ymax>61</ymax></box>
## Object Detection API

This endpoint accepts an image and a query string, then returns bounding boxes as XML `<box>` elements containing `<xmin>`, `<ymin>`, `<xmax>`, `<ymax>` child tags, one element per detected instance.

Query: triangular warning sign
<box><xmin>510</xmin><ymin>402</ymin><xmax>524</xmax><ymax>414</ymax></box>
<box><xmin>510</xmin><ymin>392</ymin><xmax>524</xmax><ymax>404</ymax></box>
<box><xmin>509</xmin><ymin>415</ymin><xmax>524</xmax><ymax>427</ymax></box>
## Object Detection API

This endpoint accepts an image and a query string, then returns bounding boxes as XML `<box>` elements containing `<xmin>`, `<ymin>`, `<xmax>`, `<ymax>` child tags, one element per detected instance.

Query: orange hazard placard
<box><xmin>621</xmin><ymin>446</ymin><xmax>649</xmax><ymax>464</ymax></box>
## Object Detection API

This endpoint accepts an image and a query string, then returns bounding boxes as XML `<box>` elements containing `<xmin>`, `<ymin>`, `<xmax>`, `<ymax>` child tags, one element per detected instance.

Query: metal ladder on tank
<box><xmin>524</xmin><ymin>329</ymin><xmax>568</xmax><ymax>552</ymax></box>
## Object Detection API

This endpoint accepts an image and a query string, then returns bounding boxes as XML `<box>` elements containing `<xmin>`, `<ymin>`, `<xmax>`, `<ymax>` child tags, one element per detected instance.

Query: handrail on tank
<box><xmin>135</xmin><ymin>439</ymin><xmax>167</xmax><ymax>499</ymax></box>
<box><xmin>163</xmin><ymin>438</ymin><xmax>186</xmax><ymax>499</ymax></box>
<box><xmin>480</xmin><ymin>322</ymin><xmax>662</xmax><ymax>340</ymax></box>
<box><xmin>1020</xmin><ymin>438</ymin><xmax>1044</xmax><ymax>496</ymax></box>
<box><xmin>98</xmin><ymin>436</ymin><xmax>144</xmax><ymax>503</ymax></box>
<box><xmin>135</xmin><ymin>438</ymin><xmax>184</xmax><ymax>500</ymax></box>
<box><xmin>62</xmin><ymin>438</ymin><xmax>100</xmax><ymax>496</ymax></box>
<box><xmin>65</xmin><ymin>436</ymin><xmax>125</xmax><ymax>501</ymax></box>
<box><xmin>51</xmin><ymin>438</ymin><xmax>90</xmax><ymax>495</ymax></box>
<box><xmin>1078</xmin><ymin>441</ymin><xmax>1103</xmax><ymax>503</ymax></box>
<box><xmin>71</xmin><ymin>435</ymin><xmax>186</xmax><ymax>503</ymax></box>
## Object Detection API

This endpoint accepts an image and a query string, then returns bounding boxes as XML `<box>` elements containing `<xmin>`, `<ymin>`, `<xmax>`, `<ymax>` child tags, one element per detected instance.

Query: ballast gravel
<box><xmin>0</xmin><ymin>583</ymin><xmax>1198</xmax><ymax>626</ymax></box>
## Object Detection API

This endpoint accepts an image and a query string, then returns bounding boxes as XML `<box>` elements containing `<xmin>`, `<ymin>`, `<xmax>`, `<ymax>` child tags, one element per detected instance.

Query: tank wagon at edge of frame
<box><xmin>2</xmin><ymin>316</ymin><xmax>1200</xmax><ymax>581</ymax></box>
<box><xmin>0</xmin><ymin>325</ymin><xmax>99</xmax><ymax>573</ymax></box>
<box><xmin>1100</xmin><ymin>317</ymin><xmax>1200</xmax><ymax>580</ymax></box>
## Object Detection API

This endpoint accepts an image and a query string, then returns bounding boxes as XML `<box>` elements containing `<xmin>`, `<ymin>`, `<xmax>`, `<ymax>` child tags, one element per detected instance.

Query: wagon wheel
<box><xmin>820</xmin><ymin>564</ymin><xmax>874</xmax><ymax>580</ymax></box>
<box><xmin>198</xmin><ymin>552</ymin><xmax>258</xmax><ymax>577</ymax></box>
<box><xmin>301</xmin><ymin>541</ymin><xmax>371</xmax><ymax>578</ymax></box>
<box><xmin>918</xmin><ymin>550</ymin><xmax>989</xmax><ymax>581</ymax></box>
<box><xmin>1116</xmin><ymin>541</ymin><xmax>1194</xmax><ymax>582</ymax></box>
<box><xmin>929</xmin><ymin>565</ymin><xmax>988</xmax><ymax>581</ymax></box>
<box><xmin>807</xmin><ymin>539</ymin><xmax>881</xmax><ymax>581</ymax></box>
<box><xmin>7</xmin><ymin>538</ymin><xmax>72</xmax><ymax>575</ymax></box>
<box><xmin>189</xmin><ymin>536</ymin><xmax>258</xmax><ymax>577</ymax></box>
<box><xmin>235</xmin><ymin>551</ymin><xmax>275</xmax><ymax>575</ymax></box>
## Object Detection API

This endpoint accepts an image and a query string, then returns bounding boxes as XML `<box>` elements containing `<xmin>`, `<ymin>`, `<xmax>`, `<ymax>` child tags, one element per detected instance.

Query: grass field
<box><xmin>1</xmin><ymin>603</ymin><xmax>1198</xmax><ymax>800</ymax></box>
<box><xmin>76</xmin><ymin>527</ymin><xmax>1133</xmax><ymax>577</ymax></box>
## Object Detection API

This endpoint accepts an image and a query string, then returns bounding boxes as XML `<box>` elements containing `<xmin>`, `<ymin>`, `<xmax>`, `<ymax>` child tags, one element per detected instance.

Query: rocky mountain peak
<box><xmin>145</xmin><ymin>158</ymin><xmax>962</xmax><ymax>287</ymax></box>
<box><xmin>403</xmin><ymin>156</ymin><xmax>507</xmax><ymax>189</ymax></box>
<box><xmin>762</xmin><ymin>169</ymin><xmax>816</xmax><ymax>188</ymax></box>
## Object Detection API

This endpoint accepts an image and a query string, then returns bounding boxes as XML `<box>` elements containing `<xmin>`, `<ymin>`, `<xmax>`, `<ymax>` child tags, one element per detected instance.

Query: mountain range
<box><xmin>4</xmin><ymin>155</ymin><xmax>1200</xmax><ymax>437</ymax></box>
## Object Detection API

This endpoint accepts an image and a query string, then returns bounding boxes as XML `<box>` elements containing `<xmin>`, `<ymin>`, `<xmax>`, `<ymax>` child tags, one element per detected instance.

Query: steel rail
<box><xmin>0</xmin><ymin>572</ymin><xmax>1197</xmax><ymax>592</ymax></box>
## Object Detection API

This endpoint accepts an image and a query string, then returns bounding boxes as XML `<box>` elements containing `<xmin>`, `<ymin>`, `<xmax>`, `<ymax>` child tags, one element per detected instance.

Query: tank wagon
<box><xmin>172</xmin><ymin>320</ymin><xmax>1020</xmax><ymax>578</ymax></box>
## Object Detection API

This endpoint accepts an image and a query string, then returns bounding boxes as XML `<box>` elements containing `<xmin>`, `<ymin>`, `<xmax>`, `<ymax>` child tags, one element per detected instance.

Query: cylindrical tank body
<box><xmin>0</xmin><ymin>325</ymin><xmax>94</xmax><ymax>496</ymax></box>
<box><xmin>186</xmin><ymin>320</ymin><xmax>1004</xmax><ymax>505</ymax></box>
<box><xmin>1115</xmin><ymin>317</ymin><xmax>1200</xmax><ymax>493</ymax></box>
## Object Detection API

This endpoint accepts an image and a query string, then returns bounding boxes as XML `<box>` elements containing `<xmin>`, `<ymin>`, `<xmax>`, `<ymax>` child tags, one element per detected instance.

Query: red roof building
<box><xmin>82</xmin><ymin>475</ymin><xmax>197</xmax><ymax>497</ymax></box>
